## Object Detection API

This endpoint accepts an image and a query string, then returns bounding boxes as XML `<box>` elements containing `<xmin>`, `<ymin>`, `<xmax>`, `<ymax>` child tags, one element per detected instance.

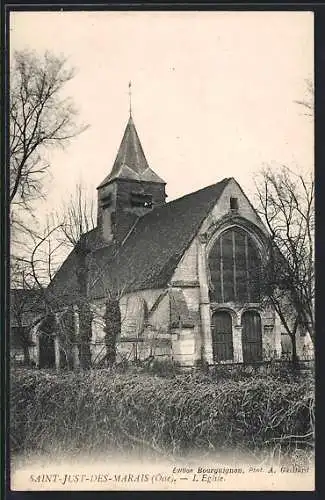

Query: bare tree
<box><xmin>18</xmin><ymin>221</ymin><xmax>81</xmax><ymax>370</ymax></box>
<box><xmin>55</xmin><ymin>182</ymin><xmax>139</xmax><ymax>369</ymax></box>
<box><xmin>88</xmin><ymin>245</ymin><xmax>138</xmax><ymax>368</ymax></box>
<box><xmin>103</xmin><ymin>298</ymin><xmax>121</xmax><ymax>367</ymax></box>
<box><xmin>9</xmin><ymin>49</ymin><xmax>92</xmax><ymax>368</ymax></box>
<box><xmin>10</xmin><ymin>220</ymin><xmax>64</xmax><ymax>367</ymax></box>
<box><xmin>10</xmin><ymin>284</ymin><xmax>43</xmax><ymax>366</ymax></box>
<box><xmin>10</xmin><ymin>48</ymin><xmax>89</xmax><ymax>341</ymax></box>
<box><xmin>10</xmin><ymin>49</ymin><xmax>88</xmax><ymax>227</ymax></box>
<box><xmin>255</xmin><ymin>165</ymin><xmax>314</xmax><ymax>364</ymax></box>
<box><xmin>12</xmin><ymin>183</ymin><xmax>113</xmax><ymax>371</ymax></box>
<box><xmin>59</xmin><ymin>183</ymin><xmax>96</xmax><ymax>248</ymax></box>
<box><xmin>18</xmin><ymin>183</ymin><xmax>140</xmax><ymax>371</ymax></box>
<box><xmin>51</xmin><ymin>183</ymin><xmax>96</xmax><ymax>370</ymax></box>
<box><xmin>294</xmin><ymin>78</ymin><xmax>314</xmax><ymax>117</ymax></box>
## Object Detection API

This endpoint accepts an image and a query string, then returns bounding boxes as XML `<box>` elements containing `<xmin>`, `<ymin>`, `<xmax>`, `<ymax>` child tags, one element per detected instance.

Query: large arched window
<box><xmin>208</xmin><ymin>227</ymin><xmax>261</xmax><ymax>303</ymax></box>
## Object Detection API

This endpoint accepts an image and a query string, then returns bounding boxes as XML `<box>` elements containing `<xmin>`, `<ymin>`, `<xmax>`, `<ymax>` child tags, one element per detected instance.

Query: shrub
<box><xmin>10</xmin><ymin>367</ymin><xmax>314</xmax><ymax>459</ymax></box>
<box><xmin>143</xmin><ymin>358</ymin><xmax>182</xmax><ymax>377</ymax></box>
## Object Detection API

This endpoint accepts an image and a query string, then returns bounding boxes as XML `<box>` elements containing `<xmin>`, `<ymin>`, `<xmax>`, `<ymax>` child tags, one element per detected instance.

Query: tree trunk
<box><xmin>103</xmin><ymin>298</ymin><xmax>121</xmax><ymax>367</ymax></box>
<box><xmin>17</xmin><ymin>324</ymin><xmax>31</xmax><ymax>366</ymax></box>
<box><xmin>290</xmin><ymin>332</ymin><xmax>299</xmax><ymax>368</ymax></box>
<box><xmin>78</xmin><ymin>302</ymin><xmax>93</xmax><ymax>370</ymax></box>
<box><xmin>67</xmin><ymin>351</ymin><xmax>74</xmax><ymax>370</ymax></box>
<box><xmin>60</xmin><ymin>307</ymin><xmax>77</xmax><ymax>371</ymax></box>
<box><xmin>75</xmin><ymin>244</ymin><xmax>92</xmax><ymax>370</ymax></box>
<box><xmin>23</xmin><ymin>343</ymin><xmax>30</xmax><ymax>366</ymax></box>
<box><xmin>59</xmin><ymin>346</ymin><xmax>74</xmax><ymax>370</ymax></box>
<box><xmin>289</xmin><ymin>318</ymin><xmax>299</xmax><ymax>369</ymax></box>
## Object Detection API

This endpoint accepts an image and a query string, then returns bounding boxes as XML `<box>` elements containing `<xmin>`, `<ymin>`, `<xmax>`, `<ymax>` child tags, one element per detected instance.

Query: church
<box><xmin>30</xmin><ymin>112</ymin><xmax>313</xmax><ymax>369</ymax></box>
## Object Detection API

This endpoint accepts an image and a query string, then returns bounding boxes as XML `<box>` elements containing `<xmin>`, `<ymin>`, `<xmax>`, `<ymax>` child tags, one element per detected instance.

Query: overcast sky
<box><xmin>10</xmin><ymin>10</ymin><xmax>313</xmax><ymax>219</ymax></box>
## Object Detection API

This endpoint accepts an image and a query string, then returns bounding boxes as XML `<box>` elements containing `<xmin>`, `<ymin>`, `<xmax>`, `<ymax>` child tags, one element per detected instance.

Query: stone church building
<box><xmin>30</xmin><ymin>114</ymin><xmax>313</xmax><ymax>369</ymax></box>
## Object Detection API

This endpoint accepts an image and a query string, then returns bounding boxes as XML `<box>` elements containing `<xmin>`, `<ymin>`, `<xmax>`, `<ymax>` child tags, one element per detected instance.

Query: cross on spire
<box><xmin>97</xmin><ymin>107</ymin><xmax>166</xmax><ymax>188</ymax></box>
<box><xmin>128</xmin><ymin>81</ymin><xmax>132</xmax><ymax>117</ymax></box>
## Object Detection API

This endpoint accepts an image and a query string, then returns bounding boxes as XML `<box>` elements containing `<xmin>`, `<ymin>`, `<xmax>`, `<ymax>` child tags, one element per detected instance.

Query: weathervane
<box><xmin>128</xmin><ymin>81</ymin><xmax>132</xmax><ymax>117</ymax></box>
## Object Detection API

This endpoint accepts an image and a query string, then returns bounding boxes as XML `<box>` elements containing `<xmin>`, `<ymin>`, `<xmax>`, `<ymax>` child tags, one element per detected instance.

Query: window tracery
<box><xmin>208</xmin><ymin>227</ymin><xmax>261</xmax><ymax>303</ymax></box>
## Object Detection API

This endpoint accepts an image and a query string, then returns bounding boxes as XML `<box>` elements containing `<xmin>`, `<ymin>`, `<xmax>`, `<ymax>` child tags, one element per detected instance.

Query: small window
<box><xmin>230</xmin><ymin>197</ymin><xmax>238</xmax><ymax>210</ymax></box>
<box><xmin>101</xmin><ymin>193</ymin><xmax>112</xmax><ymax>209</ymax></box>
<box><xmin>130</xmin><ymin>192</ymin><xmax>153</xmax><ymax>208</ymax></box>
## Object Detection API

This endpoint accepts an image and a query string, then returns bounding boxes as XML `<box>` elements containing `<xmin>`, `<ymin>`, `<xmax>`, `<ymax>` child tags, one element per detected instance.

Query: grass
<box><xmin>10</xmin><ymin>366</ymin><xmax>314</xmax><ymax>464</ymax></box>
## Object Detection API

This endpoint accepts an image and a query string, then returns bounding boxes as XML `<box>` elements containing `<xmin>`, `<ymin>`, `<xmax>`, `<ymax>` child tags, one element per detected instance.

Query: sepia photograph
<box><xmin>8</xmin><ymin>10</ymin><xmax>314</xmax><ymax>491</ymax></box>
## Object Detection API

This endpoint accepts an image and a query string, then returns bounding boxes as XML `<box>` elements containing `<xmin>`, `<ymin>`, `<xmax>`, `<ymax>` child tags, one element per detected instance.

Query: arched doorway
<box><xmin>211</xmin><ymin>311</ymin><xmax>233</xmax><ymax>362</ymax></box>
<box><xmin>242</xmin><ymin>310</ymin><xmax>262</xmax><ymax>362</ymax></box>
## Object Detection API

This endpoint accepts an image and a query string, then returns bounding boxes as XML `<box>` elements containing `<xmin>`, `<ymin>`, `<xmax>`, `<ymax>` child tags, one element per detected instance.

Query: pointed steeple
<box><xmin>96</xmin><ymin>111</ymin><xmax>167</xmax><ymax>243</ymax></box>
<box><xmin>98</xmin><ymin>115</ymin><xmax>165</xmax><ymax>188</ymax></box>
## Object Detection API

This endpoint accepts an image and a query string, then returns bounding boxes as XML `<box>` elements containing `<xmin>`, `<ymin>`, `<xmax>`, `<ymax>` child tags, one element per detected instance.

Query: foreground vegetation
<box><xmin>11</xmin><ymin>365</ymin><xmax>314</xmax><ymax>462</ymax></box>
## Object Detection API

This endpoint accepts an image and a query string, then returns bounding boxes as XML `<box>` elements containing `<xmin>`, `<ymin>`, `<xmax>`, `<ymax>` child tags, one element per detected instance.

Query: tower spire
<box><xmin>128</xmin><ymin>80</ymin><xmax>132</xmax><ymax>117</ymax></box>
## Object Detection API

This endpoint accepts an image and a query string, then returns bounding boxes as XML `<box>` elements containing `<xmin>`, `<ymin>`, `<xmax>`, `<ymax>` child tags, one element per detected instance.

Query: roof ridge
<box><xmin>107</xmin><ymin>177</ymin><xmax>231</xmax><ymax>292</ymax></box>
<box><xmin>82</xmin><ymin>179</ymin><xmax>231</xmax><ymax>251</ymax></box>
<box><xmin>166</xmin><ymin>178</ymin><xmax>231</xmax><ymax>205</ymax></box>
<box><xmin>137</xmin><ymin>177</ymin><xmax>231</xmax><ymax>221</ymax></box>
<box><xmin>49</xmin><ymin>177</ymin><xmax>234</xmax><ymax>301</ymax></box>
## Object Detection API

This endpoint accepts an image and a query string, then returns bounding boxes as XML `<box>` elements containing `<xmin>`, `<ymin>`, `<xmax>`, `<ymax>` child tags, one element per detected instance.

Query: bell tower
<box><xmin>97</xmin><ymin>113</ymin><xmax>167</xmax><ymax>243</ymax></box>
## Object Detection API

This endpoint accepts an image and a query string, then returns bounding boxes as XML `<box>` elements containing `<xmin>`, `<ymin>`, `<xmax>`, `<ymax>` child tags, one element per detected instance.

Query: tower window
<box><xmin>101</xmin><ymin>193</ymin><xmax>112</xmax><ymax>209</ymax></box>
<box><xmin>130</xmin><ymin>192</ymin><xmax>153</xmax><ymax>208</ymax></box>
<box><xmin>230</xmin><ymin>197</ymin><xmax>239</xmax><ymax>210</ymax></box>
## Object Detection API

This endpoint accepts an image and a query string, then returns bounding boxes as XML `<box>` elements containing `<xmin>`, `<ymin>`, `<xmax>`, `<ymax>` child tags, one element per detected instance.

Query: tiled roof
<box><xmin>98</xmin><ymin>116</ymin><xmax>165</xmax><ymax>187</ymax></box>
<box><xmin>48</xmin><ymin>178</ymin><xmax>231</xmax><ymax>306</ymax></box>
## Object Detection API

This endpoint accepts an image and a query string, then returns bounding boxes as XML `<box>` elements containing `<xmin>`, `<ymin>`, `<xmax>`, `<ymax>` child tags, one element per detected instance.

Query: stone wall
<box><xmin>171</xmin><ymin>328</ymin><xmax>196</xmax><ymax>366</ymax></box>
<box><xmin>167</xmin><ymin>178</ymin><xmax>283</xmax><ymax>365</ymax></box>
<box><xmin>86</xmin><ymin>178</ymin><xmax>311</xmax><ymax>367</ymax></box>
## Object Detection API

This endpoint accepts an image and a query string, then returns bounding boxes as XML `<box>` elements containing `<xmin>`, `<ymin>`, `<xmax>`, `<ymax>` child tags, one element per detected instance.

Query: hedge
<box><xmin>10</xmin><ymin>368</ymin><xmax>314</xmax><ymax>458</ymax></box>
